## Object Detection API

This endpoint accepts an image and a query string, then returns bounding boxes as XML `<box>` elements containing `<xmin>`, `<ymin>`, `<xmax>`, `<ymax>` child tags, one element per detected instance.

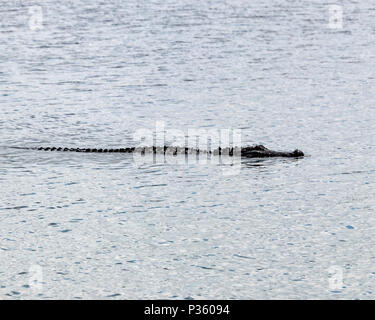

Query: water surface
<box><xmin>0</xmin><ymin>0</ymin><xmax>375</xmax><ymax>299</ymax></box>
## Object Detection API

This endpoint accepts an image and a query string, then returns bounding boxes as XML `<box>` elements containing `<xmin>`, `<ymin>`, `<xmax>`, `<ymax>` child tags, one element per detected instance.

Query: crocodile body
<box><xmin>10</xmin><ymin>145</ymin><xmax>304</xmax><ymax>158</ymax></box>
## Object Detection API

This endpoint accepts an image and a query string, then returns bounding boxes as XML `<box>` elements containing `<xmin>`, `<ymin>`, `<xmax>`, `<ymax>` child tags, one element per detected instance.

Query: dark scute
<box><xmin>253</xmin><ymin>145</ymin><xmax>267</xmax><ymax>151</ymax></box>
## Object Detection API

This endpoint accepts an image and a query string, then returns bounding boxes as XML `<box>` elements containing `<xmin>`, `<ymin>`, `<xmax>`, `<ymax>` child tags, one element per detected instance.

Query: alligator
<box><xmin>8</xmin><ymin>145</ymin><xmax>304</xmax><ymax>158</ymax></box>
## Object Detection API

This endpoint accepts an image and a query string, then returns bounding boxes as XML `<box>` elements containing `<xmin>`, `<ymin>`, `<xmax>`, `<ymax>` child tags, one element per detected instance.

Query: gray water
<box><xmin>1</xmin><ymin>0</ymin><xmax>375</xmax><ymax>299</ymax></box>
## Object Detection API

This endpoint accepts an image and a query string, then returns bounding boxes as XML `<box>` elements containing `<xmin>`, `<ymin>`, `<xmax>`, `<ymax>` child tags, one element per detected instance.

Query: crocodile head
<box><xmin>291</xmin><ymin>149</ymin><xmax>304</xmax><ymax>157</ymax></box>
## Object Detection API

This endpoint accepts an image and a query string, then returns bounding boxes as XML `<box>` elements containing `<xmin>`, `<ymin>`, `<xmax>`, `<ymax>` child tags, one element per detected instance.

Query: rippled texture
<box><xmin>1</xmin><ymin>0</ymin><xmax>375</xmax><ymax>299</ymax></box>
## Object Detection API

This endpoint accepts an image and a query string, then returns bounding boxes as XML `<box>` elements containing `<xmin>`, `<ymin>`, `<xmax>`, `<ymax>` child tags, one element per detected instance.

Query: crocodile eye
<box><xmin>293</xmin><ymin>149</ymin><xmax>304</xmax><ymax>157</ymax></box>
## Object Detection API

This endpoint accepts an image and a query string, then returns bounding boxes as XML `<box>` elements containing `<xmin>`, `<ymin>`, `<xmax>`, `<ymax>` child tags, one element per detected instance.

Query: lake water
<box><xmin>0</xmin><ymin>0</ymin><xmax>375</xmax><ymax>299</ymax></box>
